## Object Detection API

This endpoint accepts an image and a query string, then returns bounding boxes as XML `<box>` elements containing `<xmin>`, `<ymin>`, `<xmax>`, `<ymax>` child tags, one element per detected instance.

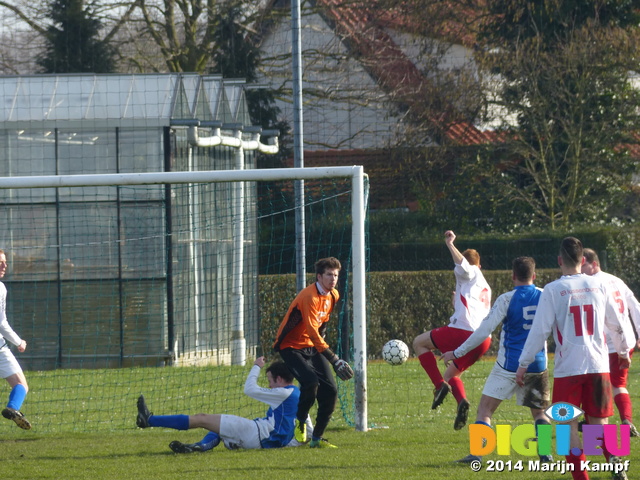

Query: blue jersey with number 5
<box><xmin>500</xmin><ymin>284</ymin><xmax>546</xmax><ymax>373</ymax></box>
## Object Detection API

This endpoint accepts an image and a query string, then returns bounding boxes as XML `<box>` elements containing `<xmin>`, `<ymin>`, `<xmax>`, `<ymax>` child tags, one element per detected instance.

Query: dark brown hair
<box><xmin>560</xmin><ymin>237</ymin><xmax>583</xmax><ymax>268</ymax></box>
<box><xmin>266</xmin><ymin>361</ymin><xmax>294</xmax><ymax>383</ymax></box>
<box><xmin>314</xmin><ymin>257</ymin><xmax>342</xmax><ymax>275</ymax></box>
<box><xmin>513</xmin><ymin>256</ymin><xmax>535</xmax><ymax>282</ymax></box>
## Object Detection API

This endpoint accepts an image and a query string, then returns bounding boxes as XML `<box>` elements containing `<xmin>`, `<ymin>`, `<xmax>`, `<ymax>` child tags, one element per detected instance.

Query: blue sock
<box><xmin>148</xmin><ymin>414</ymin><xmax>190</xmax><ymax>430</ymax></box>
<box><xmin>198</xmin><ymin>431</ymin><xmax>221</xmax><ymax>450</ymax></box>
<box><xmin>475</xmin><ymin>420</ymin><xmax>491</xmax><ymax>427</ymax></box>
<box><xmin>7</xmin><ymin>384</ymin><xmax>27</xmax><ymax>410</ymax></box>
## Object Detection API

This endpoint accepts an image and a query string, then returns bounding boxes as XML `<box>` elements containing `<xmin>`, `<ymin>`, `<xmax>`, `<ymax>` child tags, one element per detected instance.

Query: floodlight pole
<box><xmin>292</xmin><ymin>0</ymin><xmax>306</xmax><ymax>292</ymax></box>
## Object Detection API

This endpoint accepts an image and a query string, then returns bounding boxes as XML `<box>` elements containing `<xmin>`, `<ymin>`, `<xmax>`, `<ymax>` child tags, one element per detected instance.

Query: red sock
<box><xmin>448</xmin><ymin>376</ymin><xmax>466</xmax><ymax>403</ymax></box>
<box><xmin>566</xmin><ymin>452</ymin><xmax>589</xmax><ymax>480</ymax></box>
<box><xmin>614</xmin><ymin>393</ymin><xmax>633</xmax><ymax>422</ymax></box>
<box><xmin>418</xmin><ymin>352</ymin><xmax>443</xmax><ymax>387</ymax></box>
<box><xmin>601</xmin><ymin>444</ymin><xmax>611</xmax><ymax>463</ymax></box>
<box><xmin>599</xmin><ymin>429</ymin><xmax>616</xmax><ymax>463</ymax></box>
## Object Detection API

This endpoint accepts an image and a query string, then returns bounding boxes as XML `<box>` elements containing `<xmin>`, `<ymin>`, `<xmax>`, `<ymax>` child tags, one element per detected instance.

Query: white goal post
<box><xmin>0</xmin><ymin>166</ymin><xmax>369</xmax><ymax>432</ymax></box>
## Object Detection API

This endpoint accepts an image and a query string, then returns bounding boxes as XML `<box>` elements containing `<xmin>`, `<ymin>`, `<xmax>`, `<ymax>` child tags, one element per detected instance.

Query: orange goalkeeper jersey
<box><xmin>273</xmin><ymin>283</ymin><xmax>339</xmax><ymax>353</ymax></box>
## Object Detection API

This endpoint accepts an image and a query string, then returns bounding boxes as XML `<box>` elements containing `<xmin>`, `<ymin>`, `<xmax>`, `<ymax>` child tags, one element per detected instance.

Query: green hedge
<box><xmin>259</xmin><ymin>268</ymin><xmax>561</xmax><ymax>360</ymax></box>
<box><xmin>367</xmin><ymin>224</ymin><xmax>640</xmax><ymax>275</ymax></box>
<box><xmin>258</xmin><ymin>226</ymin><xmax>640</xmax><ymax>360</ymax></box>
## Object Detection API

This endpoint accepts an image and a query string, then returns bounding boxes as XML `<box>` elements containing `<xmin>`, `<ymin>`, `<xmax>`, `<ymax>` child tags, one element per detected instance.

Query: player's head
<box><xmin>559</xmin><ymin>237</ymin><xmax>584</xmax><ymax>268</ymax></box>
<box><xmin>315</xmin><ymin>257</ymin><xmax>341</xmax><ymax>291</ymax></box>
<box><xmin>266</xmin><ymin>361</ymin><xmax>294</xmax><ymax>385</ymax></box>
<box><xmin>0</xmin><ymin>249</ymin><xmax>6</xmax><ymax>279</ymax></box>
<box><xmin>512</xmin><ymin>256</ymin><xmax>535</xmax><ymax>283</ymax></box>
<box><xmin>315</xmin><ymin>257</ymin><xmax>341</xmax><ymax>276</ymax></box>
<box><xmin>462</xmin><ymin>249</ymin><xmax>480</xmax><ymax>266</ymax></box>
<box><xmin>582</xmin><ymin>248</ymin><xmax>601</xmax><ymax>275</ymax></box>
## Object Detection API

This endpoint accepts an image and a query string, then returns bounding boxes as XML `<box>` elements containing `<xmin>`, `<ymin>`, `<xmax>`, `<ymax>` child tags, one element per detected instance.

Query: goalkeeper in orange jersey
<box><xmin>273</xmin><ymin>256</ymin><xmax>354</xmax><ymax>449</ymax></box>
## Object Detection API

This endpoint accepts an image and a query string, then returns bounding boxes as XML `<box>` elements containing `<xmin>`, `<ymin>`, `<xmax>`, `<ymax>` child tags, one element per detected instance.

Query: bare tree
<box><xmin>475</xmin><ymin>1</ymin><xmax>640</xmax><ymax>229</ymax></box>
<box><xmin>0</xmin><ymin>0</ymin><xmax>138</xmax><ymax>74</ymax></box>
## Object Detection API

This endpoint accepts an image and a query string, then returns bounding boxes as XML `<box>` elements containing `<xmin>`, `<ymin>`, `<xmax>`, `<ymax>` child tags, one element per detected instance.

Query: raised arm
<box><xmin>444</xmin><ymin>230</ymin><xmax>464</xmax><ymax>265</ymax></box>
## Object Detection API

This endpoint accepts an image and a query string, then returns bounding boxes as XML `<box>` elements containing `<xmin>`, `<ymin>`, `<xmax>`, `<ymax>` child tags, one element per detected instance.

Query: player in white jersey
<box><xmin>413</xmin><ymin>230</ymin><xmax>492</xmax><ymax>431</ymax></box>
<box><xmin>136</xmin><ymin>357</ymin><xmax>300</xmax><ymax>451</ymax></box>
<box><xmin>516</xmin><ymin>237</ymin><xmax>630</xmax><ymax>480</ymax></box>
<box><xmin>582</xmin><ymin>248</ymin><xmax>640</xmax><ymax>436</ymax></box>
<box><xmin>441</xmin><ymin>256</ymin><xmax>551</xmax><ymax>464</ymax></box>
<box><xmin>0</xmin><ymin>250</ymin><xmax>31</xmax><ymax>430</ymax></box>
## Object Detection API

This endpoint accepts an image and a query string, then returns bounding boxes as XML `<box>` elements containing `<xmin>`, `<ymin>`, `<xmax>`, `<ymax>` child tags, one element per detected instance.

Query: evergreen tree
<box><xmin>37</xmin><ymin>0</ymin><xmax>116</xmax><ymax>73</ymax></box>
<box><xmin>211</xmin><ymin>0</ymin><xmax>290</xmax><ymax>166</ymax></box>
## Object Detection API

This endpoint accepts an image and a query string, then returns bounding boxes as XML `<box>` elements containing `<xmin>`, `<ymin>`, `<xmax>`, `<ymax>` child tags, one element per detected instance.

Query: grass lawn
<box><xmin>0</xmin><ymin>356</ymin><xmax>637</xmax><ymax>480</ymax></box>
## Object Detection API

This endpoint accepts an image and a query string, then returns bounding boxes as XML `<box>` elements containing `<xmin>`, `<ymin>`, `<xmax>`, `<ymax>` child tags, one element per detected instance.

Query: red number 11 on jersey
<box><xmin>569</xmin><ymin>304</ymin><xmax>594</xmax><ymax>336</ymax></box>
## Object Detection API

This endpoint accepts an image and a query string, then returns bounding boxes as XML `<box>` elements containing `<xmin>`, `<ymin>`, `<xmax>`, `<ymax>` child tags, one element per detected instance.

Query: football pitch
<box><xmin>1</xmin><ymin>357</ymin><xmax>638</xmax><ymax>480</ymax></box>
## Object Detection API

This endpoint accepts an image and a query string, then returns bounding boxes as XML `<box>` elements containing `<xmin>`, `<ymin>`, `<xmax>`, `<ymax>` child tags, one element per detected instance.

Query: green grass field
<box><xmin>0</xmin><ymin>356</ymin><xmax>638</xmax><ymax>480</ymax></box>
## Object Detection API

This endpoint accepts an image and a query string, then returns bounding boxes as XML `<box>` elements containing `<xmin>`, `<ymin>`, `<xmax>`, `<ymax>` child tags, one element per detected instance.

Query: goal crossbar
<box><xmin>0</xmin><ymin>166</ymin><xmax>368</xmax><ymax>432</ymax></box>
<box><xmin>0</xmin><ymin>166</ymin><xmax>363</xmax><ymax>188</ymax></box>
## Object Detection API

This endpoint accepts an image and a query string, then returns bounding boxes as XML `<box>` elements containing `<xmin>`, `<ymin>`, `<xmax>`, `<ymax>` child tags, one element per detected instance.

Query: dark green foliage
<box><xmin>37</xmin><ymin>0</ymin><xmax>116</xmax><ymax>73</ymax></box>
<box><xmin>366</xmin><ymin>214</ymin><xmax>640</xmax><ymax>271</ymax></box>
<box><xmin>480</xmin><ymin>0</ymin><xmax>640</xmax><ymax>47</ymax></box>
<box><xmin>211</xmin><ymin>1</ymin><xmax>259</xmax><ymax>83</ymax></box>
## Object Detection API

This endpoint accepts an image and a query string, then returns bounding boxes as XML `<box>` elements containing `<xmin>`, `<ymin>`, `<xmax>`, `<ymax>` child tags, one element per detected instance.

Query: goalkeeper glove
<box><xmin>333</xmin><ymin>359</ymin><xmax>354</xmax><ymax>381</ymax></box>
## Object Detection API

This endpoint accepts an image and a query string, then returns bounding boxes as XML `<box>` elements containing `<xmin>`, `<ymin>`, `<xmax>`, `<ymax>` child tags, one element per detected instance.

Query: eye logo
<box><xmin>545</xmin><ymin>402</ymin><xmax>584</xmax><ymax>423</ymax></box>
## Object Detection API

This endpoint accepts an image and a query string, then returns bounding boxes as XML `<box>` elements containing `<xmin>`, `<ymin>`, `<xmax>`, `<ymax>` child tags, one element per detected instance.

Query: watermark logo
<box><xmin>469</xmin><ymin>402</ymin><xmax>631</xmax><ymax>457</ymax></box>
<box><xmin>546</xmin><ymin>402</ymin><xmax>583</xmax><ymax>422</ymax></box>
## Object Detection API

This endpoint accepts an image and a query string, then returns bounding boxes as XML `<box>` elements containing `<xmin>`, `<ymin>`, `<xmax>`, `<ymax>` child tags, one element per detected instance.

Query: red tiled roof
<box><xmin>373</xmin><ymin>1</ymin><xmax>482</xmax><ymax>48</ymax></box>
<box><xmin>443</xmin><ymin>121</ymin><xmax>505</xmax><ymax>145</ymax></box>
<box><xmin>314</xmin><ymin>0</ymin><xmax>495</xmax><ymax>146</ymax></box>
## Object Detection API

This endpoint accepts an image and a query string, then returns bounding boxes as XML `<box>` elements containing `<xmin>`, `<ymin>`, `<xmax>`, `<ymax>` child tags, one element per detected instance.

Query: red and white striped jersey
<box><xmin>448</xmin><ymin>257</ymin><xmax>492</xmax><ymax>332</ymax></box>
<box><xmin>519</xmin><ymin>273</ymin><xmax>630</xmax><ymax>378</ymax></box>
<box><xmin>592</xmin><ymin>270</ymin><xmax>640</xmax><ymax>354</ymax></box>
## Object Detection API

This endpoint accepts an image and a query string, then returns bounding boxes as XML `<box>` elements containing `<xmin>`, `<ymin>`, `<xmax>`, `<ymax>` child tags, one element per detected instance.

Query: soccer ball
<box><xmin>382</xmin><ymin>339</ymin><xmax>409</xmax><ymax>366</ymax></box>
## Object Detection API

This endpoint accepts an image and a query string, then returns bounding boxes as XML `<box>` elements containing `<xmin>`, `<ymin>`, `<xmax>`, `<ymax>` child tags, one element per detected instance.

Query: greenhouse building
<box><xmin>0</xmin><ymin>73</ymin><xmax>279</xmax><ymax>370</ymax></box>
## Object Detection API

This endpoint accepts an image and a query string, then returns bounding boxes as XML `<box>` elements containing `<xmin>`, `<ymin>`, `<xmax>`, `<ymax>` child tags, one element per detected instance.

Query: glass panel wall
<box><xmin>0</xmin><ymin>124</ymin><xmax>259</xmax><ymax>369</ymax></box>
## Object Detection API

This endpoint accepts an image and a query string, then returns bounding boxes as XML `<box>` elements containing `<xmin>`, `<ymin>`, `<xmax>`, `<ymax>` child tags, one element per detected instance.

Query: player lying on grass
<box><xmin>136</xmin><ymin>357</ymin><xmax>301</xmax><ymax>451</ymax></box>
<box><xmin>441</xmin><ymin>256</ymin><xmax>552</xmax><ymax>464</ymax></box>
<box><xmin>167</xmin><ymin>415</ymin><xmax>314</xmax><ymax>453</ymax></box>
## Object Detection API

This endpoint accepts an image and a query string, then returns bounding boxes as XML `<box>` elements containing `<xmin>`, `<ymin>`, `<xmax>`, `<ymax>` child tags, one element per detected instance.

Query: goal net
<box><xmin>0</xmin><ymin>167</ymin><xmax>367</xmax><ymax>433</ymax></box>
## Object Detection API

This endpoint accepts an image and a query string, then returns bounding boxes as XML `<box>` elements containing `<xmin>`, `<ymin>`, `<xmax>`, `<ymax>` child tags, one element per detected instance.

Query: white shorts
<box><xmin>218</xmin><ymin>413</ymin><xmax>311</xmax><ymax>450</ymax></box>
<box><xmin>219</xmin><ymin>414</ymin><xmax>262</xmax><ymax>450</ymax></box>
<box><xmin>482</xmin><ymin>363</ymin><xmax>550</xmax><ymax>409</ymax></box>
<box><xmin>0</xmin><ymin>346</ymin><xmax>22</xmax><ymax>379</ymax></box>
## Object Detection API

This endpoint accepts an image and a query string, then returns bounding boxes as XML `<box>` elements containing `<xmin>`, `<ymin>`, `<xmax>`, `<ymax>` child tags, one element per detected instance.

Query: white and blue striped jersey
<box><xmin>454</xmin><ymin>284</ymin><xmax>546</xmax><ymax>373</ymax></box>
<box><xmin>243</xmin><ymin>365</ymin><xmax>300</xmax><ymax>449</ymax></box>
